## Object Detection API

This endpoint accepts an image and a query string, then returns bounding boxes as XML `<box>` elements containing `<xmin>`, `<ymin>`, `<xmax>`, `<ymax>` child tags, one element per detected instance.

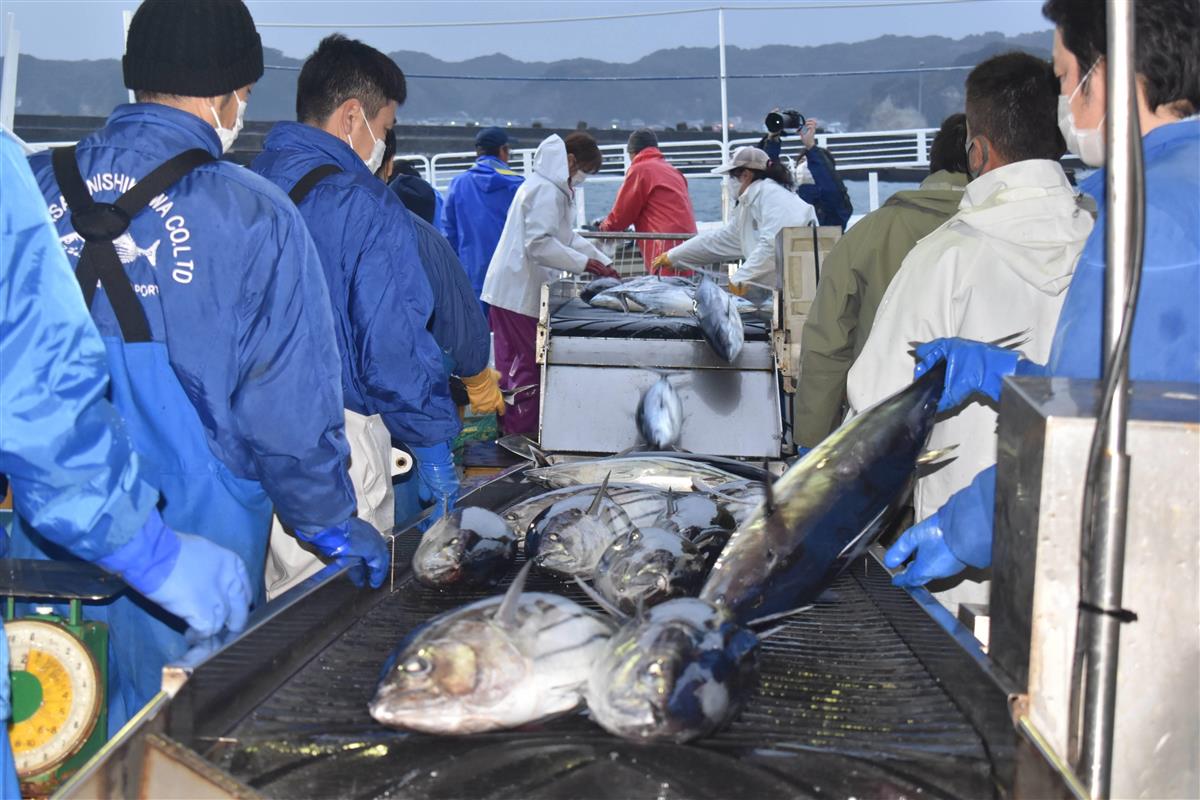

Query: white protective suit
<box><xmin>847</xmin><ymin>159</ymin><xmax>1094</xmax><ymax>524</ymax></box>
<box><xmin>481</xmin><ymin>134</ymin><xmax>611</xmax><ymax>318</ymax></box>
<box><xmin>665</xmin><ymin>178</ymin><xmax>815</xmax><ymax>286</ymax></box>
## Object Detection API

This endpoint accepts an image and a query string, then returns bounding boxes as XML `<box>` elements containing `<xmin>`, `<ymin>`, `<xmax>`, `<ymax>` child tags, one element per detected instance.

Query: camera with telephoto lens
<box><xmin>764</xmin><ymin>109</ymin><xmax>806</xmax><ymax>133</ymax></box>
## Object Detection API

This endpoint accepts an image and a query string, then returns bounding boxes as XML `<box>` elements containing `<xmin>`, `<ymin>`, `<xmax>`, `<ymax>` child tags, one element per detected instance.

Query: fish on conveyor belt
<box><xmin>500</xmin><ymin>483</ymin><xmax>668</xmax><ymax>540</ymax></box>
<box><xmin>412</xmin><ymin>507</ymin><xmax>517</xmax><ymax>589</ymax></box>
<box><xmin>370</xmin><ymin>563</ymin><xmax>615</xmax><ymax>735</ymax></box>
<box><xmin>654</xmin><ymin>489</ymin><xmax>741</xmax><ymax>571</ymax></box>
<box><xmin>593</xmin><ymin>526</ymin><xmax>707</xmax><ymax>614</ymax></box>
<box><xmin>584</xmin><ymin>598</ymin><xmax>758</xmax><ymax>743</ymax></box>
<box><xmin>524</xmin><ymin>476</ymin><xmax>637</xmax><ymax>577</ymax></box>
<box><xmin>589</xmin><ymin>275</ymin><xmax>698</xmax><ymax>317</ymax></box>
<box><xmin>579</xmin><ymin>276</ymin><xmax>621</xmax><ymax>303</ymax></box>
<box><xmin>637</xmin><ymin>375</ymin><xmax>683</xmax><ymax>449</ymax></box>
<box><xmin>524</xmin><ymin>455</ymin><xmax>744</xmax><ymax>492</ymax></box>
<box><xmin>694</xmin><ymin>277</ymin><xmax>744</xmax><ymax>363</ymax></box>
<box><xmin>700</xmin><ymin>361</ymin><xmax>948</xmax><ymax>623</ymax></box>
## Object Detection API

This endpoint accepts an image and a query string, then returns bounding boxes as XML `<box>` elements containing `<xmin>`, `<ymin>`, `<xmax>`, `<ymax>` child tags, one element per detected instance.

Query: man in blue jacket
<box><xmin>2</xmin><ymin>132</ymin><xmax>251</xmax><ymax>788</ymax></box>
<box><xmin>15</xmin><ymin>0</ymin><xmax>387</xmax><ymax>730</ymax></box>
<box><xmin>252</xmin><ymin>35</ymin><xmax>462</xmax><ymax>588</ymax></box>
<box><xmin>440</xmin><ymin>127</ymin><xmax>525</xmax><ymax>311</ymax></box>
<box><xmin>884</xmin><ymin>0</ymin><xmax>1199</xmax><ymax>587</ymax></box>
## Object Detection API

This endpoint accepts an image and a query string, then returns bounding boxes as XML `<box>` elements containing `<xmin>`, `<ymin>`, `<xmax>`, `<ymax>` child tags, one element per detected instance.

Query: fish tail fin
<box><xmin>496</xmin><ymin>561</ymin><xmax>533</xmax><ymax>629</ymax></box>
<box><xmin>572</xmin><ymin>575</ymin><xmax>627</xmax><ymax>621</ymax></box>
<box><xmin>143</xmin><ymin>238</ymin><xmax>160</xmax><ymax>267</ymax></box>
<box><xmin>916</xmin><ymin>445</ymin><xmax>959</xmax><ymax>467</ymax></box>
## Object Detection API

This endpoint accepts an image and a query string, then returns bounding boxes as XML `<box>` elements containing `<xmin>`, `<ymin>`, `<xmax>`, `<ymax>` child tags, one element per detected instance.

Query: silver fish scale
<box><xmin>501</xmin><ymin>484</ymin><xmax>669</xmax><ymax>538</ymax></box>
<box><xmin>525</xmin><ymin>457</ymin><xmax>743</xmax><ymax>492</ymax></box>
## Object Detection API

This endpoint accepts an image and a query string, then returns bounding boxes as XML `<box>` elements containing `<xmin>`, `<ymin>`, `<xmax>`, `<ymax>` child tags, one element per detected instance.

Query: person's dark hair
<box><xmin>733</xmin><ymin>160</ymin><xmax>794</xmax><ymax>190</ymax></box>
<box><xmin>1042</xmin><ymin>0</ymin><xmax>1199</xmax><ymax>117</ymax></box>
<box><xmin>965</xmin><ymin>51</ymin><xmax>1065</xmax><ymax>163</ymax></box>
<box><xmin>929</xmin><ymin>112</ymin><xmax>970</xmax><ymax>174</ymax></box>
<box><xmin>628</xmin><ymin>128</ymin><xmax>658</xmax><ymax>155</ymax></box>
<box><xmin>564</xmin><ymin>132</ymin><xmax>603</xmax><ymax>172</ymax></box>
<box><xmin>296</xmin><ymin>34</ymin><xmax>407</xmax><ymax>124</ymax></box>
<box><xmin>375</xmin><ymin>126</ymin><xmax>398</xmax><ymax>181</ymax></box>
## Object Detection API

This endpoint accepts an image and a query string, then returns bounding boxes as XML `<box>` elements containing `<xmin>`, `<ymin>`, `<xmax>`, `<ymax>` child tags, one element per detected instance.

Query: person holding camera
<box><xmin>758</xmin><ymin>111</ymin><xmax>854</xmax><ymax>230</ymax></box>
<box><xmin>650</xmin><ymin>146</ymin><xmax>815</xmax><ymax>292</ymax></box>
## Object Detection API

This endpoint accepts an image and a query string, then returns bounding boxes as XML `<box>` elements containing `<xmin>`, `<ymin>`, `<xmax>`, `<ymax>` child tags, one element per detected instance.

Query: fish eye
<box><xmin>548</xmin><ymin>533</ymin><xmax>560</xmax><ymax>542</ymax></box>
<box><xmin>447</xmin><ymin>537</ymin><xmax>459</xmax><ymax>547</ymax></box>
<box><xmin>403</xmin><ymin>655</ymin><xmax>432</xmax><ymax>674</ymax></box>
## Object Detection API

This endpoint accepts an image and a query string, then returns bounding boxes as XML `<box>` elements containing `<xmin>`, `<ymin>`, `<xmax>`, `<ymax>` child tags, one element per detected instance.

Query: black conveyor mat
<box><xmin>550</xmin><ymin>297</ymin><xmax>770</xmax><ymax>340</ymax></box>
<box><xmin>215</xmin><ymin>536</ymin><xmax>1013</xmax><ymax>800</ymax></box>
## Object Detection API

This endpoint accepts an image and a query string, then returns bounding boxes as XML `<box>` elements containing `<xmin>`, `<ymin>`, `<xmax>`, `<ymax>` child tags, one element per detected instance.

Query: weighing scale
<box><xmin>1</xmin><ymin>559</ymin><xmax>122</xmax><ymax>796</ymax></box>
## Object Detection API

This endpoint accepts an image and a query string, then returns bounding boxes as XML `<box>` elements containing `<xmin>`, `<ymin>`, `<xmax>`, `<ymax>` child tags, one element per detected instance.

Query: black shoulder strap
<box><xmin>289</xmin><ymin>164</ymin><xmax>342</xmax><ymax>205</ymax></box>
<box><xmin>51</xmin><ymin>146</ymin><xmax>215</xmax><ymax>343</ymax></box>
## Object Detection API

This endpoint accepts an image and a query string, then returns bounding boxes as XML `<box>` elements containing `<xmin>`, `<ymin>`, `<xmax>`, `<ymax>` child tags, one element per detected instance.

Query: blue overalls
<box><xmin>8</xmin><ymin>146</ymin><xmax>273</xmax><ymax>735</ymax></box>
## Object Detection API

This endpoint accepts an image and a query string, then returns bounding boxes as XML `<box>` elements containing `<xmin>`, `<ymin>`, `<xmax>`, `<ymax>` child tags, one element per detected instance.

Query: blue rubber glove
<box><xmin>98</xmin><ymin>510</ymin><xmax>252</xmax><ymax>637</ymax></box>
<box><xmin>412</xmin><ymin>441</ymin><xmax>460</xmax><ymax>523</ymax></box>
<box><xmin>883</xmin><ymin>512</ymin><xmax>967</xmax><ymax>588</ymax></box>
<box><xmin>913</xmin><ymin>338</ymin><xmax>1020</xmax><ymax>413</ymax></box>
<box><xmin>298</xmin><ymin>518</ymin><xmax>389</xmax><ymax>588</ymax></box>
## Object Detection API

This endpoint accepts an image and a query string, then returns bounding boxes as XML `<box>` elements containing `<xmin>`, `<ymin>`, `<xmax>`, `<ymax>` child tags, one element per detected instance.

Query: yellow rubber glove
<box><xmin>650</xmin><ymin>252</ymin><xmax>672</xmax><ymax>274</ymax></box>
<box><xmin>727</xmin><ymin>281</ymin><xmax>749</xmax><ymax>297</ymax></box>
<box><xmin>462</xmin><ymin>368</ymin><xmax>505</xmax><ymax>416</ymax></box>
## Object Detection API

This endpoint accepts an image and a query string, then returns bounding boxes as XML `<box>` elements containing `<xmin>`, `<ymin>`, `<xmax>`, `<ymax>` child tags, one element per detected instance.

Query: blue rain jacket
<box><xmin>20</xmin><ymin>106</ymin><xmax>354</xmax><ymax>731</ymax></box>
<box><xmin>760</xmin><ymin>139</ymin><xmax>853</xmax><ymax>230</ymax></box>
<box><xmin>252</xmin><ymin>122</ymin><xmax>460</xmax><ymax>447</ymax></box>
<box><xmin>943</xmin><ymin>118</ymin><xmax>1200</xmax><ymax>568</ymax></box>
<box><xmin>409</xmin><ymin>212</ymin><xmax>491</xmax><ymax>377</ymax></box>
<box><xmin>439</xmin><ymin>155</ymin><xmax>524</xmax><ymax>303</ymax></box>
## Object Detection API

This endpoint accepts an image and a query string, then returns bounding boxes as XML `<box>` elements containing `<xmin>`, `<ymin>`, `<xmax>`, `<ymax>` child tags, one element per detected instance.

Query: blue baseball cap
<box><xmin>475</xmin><ymin>127</ymin><xmax>510</xmax><ymax>150</ymax></box>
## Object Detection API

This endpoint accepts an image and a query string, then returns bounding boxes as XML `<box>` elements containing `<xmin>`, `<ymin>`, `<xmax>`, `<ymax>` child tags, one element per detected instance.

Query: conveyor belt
<box><xmin>549</xmin><ymin>297</ymin><xmax>770</xmax><ymax>340</ymax></box>
<box><xmin>211</xmin><ymin>534</ymin><xmax>1013</xmax><ymax>799</ymax></box>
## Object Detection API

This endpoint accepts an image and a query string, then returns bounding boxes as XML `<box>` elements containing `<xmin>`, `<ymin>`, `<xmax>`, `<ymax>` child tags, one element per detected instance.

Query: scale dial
<box><xmin>6</xmin><ymin>619</ymin><xmax>102</xmax><ymax>777</ymax></box>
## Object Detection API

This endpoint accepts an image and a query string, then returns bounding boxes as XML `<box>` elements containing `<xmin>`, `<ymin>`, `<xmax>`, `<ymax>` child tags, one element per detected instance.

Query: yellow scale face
<box><xmin>6</xmin><ymin>619</ymin><xmax>101</xmax><ymax>777</ymax></box>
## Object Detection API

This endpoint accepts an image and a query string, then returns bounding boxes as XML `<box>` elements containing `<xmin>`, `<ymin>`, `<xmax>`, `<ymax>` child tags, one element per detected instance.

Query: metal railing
<box><xmin>578</xmin><ymin>230</ymin><xmax>698</xmax><ymax>277</ymax></box>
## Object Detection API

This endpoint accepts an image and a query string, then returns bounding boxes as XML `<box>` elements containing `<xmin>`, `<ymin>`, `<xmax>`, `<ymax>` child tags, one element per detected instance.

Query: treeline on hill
<box><xmin>3</xmin><ymin>30</ymin><xmax>1050</xmax><ymax>131</ymax></box>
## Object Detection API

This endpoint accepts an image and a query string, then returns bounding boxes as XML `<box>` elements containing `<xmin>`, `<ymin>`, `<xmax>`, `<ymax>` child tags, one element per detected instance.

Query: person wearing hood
<box><xmin>482</xmin><ymin>132</ymin><xmax>619</xmax><ymax>436</ymax></box>
<box><xmin>251</xmin><ymin>35</ymin><xmax>461</xmax><ymax>594</ymax></box>
<box><xmin>598</xmin><ymin>128</ymin><xmax>698</xmax><ymax>274</ymax></box>
<box><xmin>652</xmin><ymin>146</ymin><xmax>816</xmax><ymax>291</ymax></box>
<box><xmin>846</xmin><ymin>51</ymin><xmax>1094</xmax><ymax>611</ymax></box>
<box><xmin>17</xmin><ymin>0</ymin><xmax>379</xmax><ymax>732</ymax></box>
<box><xmin>886</xmin><ymin>0</ymin><xmax>1199</xmax><ymax>591</ymax></box>
<box><xmin>794</xmin><ymin>113</ymin><xmax>970</xmax><ymax>449</ymax></box>
<box><xmin>441</xmin><ymin>126</ymin><xmax>525</xmax><ymax>312</ymax></box>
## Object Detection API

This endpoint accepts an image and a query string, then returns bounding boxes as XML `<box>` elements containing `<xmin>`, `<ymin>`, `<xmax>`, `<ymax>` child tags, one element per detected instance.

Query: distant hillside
<box><xmin>2</xmin><ymin>30</ymin><xmax>1051</xmax><ymax>131</ymax></box>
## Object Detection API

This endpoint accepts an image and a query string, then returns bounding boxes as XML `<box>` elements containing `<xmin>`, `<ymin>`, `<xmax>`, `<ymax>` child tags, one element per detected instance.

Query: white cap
<box><xmin>711</xmin><ymin>145</ymin><xmax>770</xmax><ymax>175</ymax></box>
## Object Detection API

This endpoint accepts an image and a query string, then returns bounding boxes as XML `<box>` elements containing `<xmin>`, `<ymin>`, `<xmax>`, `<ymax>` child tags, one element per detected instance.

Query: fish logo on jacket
<box><xmin>59</xmin><ymin>232</ymin><xmax>161</xmax><ymax>267</ymax></box>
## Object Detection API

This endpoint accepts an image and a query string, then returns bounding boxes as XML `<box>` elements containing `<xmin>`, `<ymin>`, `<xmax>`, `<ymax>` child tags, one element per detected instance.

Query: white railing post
<box><xmin>868</xmin><ymin>171</ymin><xmax>880</xmax><ymax>212</ymax></box>
<box><xmin>916</xmin><ymin>129</ymin><xmax>929</xmax><ymax>166</ymax></box>
<box><xmin>1</xmin><ymin>13</ymin><xmax>20</xmax><ymax>133</ymax></box>
<box><xmin>122</xmin><ymin>10</ymin><xmax>135</xmax><ymax>104</ymax></box>
<box><xmin>575</xmin><ymin>188</ymin><xmax>587</xmax><ymax>228</ymax></box>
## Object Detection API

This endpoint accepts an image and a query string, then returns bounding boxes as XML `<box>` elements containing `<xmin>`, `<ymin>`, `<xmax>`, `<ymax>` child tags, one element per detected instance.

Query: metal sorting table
<box><xmin>80</xmin><ymin>466</ymin><xmax>1016</xmax><ymax>799</ymax></box>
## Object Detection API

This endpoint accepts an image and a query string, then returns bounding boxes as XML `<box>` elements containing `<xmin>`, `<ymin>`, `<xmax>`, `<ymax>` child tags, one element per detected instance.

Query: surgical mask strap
<box><xmin>965</xmin><ymin>136</ymin><xmax>989</xmax><ymax>180</ymax></box>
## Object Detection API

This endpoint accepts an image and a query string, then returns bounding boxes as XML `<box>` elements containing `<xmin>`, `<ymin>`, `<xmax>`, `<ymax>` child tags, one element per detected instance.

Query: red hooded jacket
<box><xmin>599</xmin><ymin>147</ymin><xmax>697</xmax><ymax>274</ymax></box>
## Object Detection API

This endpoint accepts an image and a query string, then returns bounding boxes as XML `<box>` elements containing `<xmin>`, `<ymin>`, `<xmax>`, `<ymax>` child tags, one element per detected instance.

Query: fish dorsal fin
<box><xmin>572</xmin><ymin>575</ymin><xmax>628</xmax><ymax>621</ymax></box>
<box><xmin>916</xmin><ymin>445</ymin><xmax>959</xmax><ymax>467</ymax></box>
<box><xmin>496</xmin><ymin>561</ymin><xmax>533</xmax><ymax>629</ymax></box>
<box><xmin>587</xmin><ymin>472</ymin><xmax>612</xmax><ymax>516</ymax></box>
<box><xmin>529</xmin><ymin>441</ymin><xmax>551</xmax><ymax>467</ymax></box>
<box><xmin>746</xmin><ymin>604</ymin><xmax>814</xmax><ymax>629</ymax></box>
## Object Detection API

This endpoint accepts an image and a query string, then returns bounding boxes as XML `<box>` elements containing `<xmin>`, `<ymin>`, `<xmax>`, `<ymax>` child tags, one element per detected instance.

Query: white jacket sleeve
<box><xmin>568</xmin><ymin>228</ymin><xmax>612</xmax><ymax>265</ymax></box>
<box><xmin>667</xmin><ymin>218</ymin><xmax>743</xmax><ymax>269</ymax></box>
<box><xmin>732</xmin><ymin>192</ymin><xmax>817</xmax><ymax>286</ymax></box>
<box><xmin>523</xmin><ymin>186</ymin><xmax>589</xmax><ymax>274</ymax></box>
<box><xmin>846</xmin><ymin>243</ymin><xmax>958</xmax><ymax>414</ymax></box>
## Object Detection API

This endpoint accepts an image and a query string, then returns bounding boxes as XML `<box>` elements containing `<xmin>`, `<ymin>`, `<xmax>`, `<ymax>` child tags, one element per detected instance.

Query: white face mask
<box><xmin>724</xmin><ymin>174</ymin><xmax>744</xmax><ymax>198</ymax></box>
<box><xmin>1057</xmin><ymin>61</ymin><xmax>1106</xmax><ymax>167</ymax></box>
<box><xmin>795</xmin><ymin>159</ymin><xmax>815</xmax><ymax>186</ymax></box>
<box><xmin>210</xmin><ymin>90</ymin><xmax>246</xmax><ymax>154</ymax></box>
<box><xmin>570</xmin><ymin>170</ymin><xmax>588</xmax><ymax>188</ymax></box>
<box><xmin>349</xmin><ymin>114</ymin><xmax>387</xmax><ymax>173</ymax></box>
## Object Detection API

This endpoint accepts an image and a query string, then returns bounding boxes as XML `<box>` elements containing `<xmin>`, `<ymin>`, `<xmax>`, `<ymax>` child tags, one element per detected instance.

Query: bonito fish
<box><xmin>500</xmin><ymin>483</ymin><xmax>668</xmax><ymax>539</ymax></box>
<box><xmin>412</xmin><ymin>507</ymin><xmax>517</xmax><ymax>589</ymax></box>
<box><xmin>524</xmin><ymin>476</ymin><xmax>637</xmax><ymax>577</ymax></box>
<box><xmin>590</xmin><ymin>275</ymin><xmax>698</xmax><ymax>316</ymax></box>
<box><xmin>593</xmin><ymin>526</ymin><xmax>707</xmax><ymax>614</ymax></box>
<box><xmin>701</xmin><ymin>361</ymin><xmax>948</xmax><ymax>623</ymax></box>
<box><xmin>525</xmin><ymin>455</ymin><xmax>743</xmax><ymax>492</ymax></box>
<box><xmin>637</xmin><ymin>375</ymin><xmax>683</xmax><ymax>449</ymax></box>
<box><xmin>370</xmin><ymin>563</ymin><xmax>615</xmax><ymax>734</ymax></box>
<box><xmin>694</xmin><ymin>277</ymin><xmax>744</xmax><ymax>363</ymax></box>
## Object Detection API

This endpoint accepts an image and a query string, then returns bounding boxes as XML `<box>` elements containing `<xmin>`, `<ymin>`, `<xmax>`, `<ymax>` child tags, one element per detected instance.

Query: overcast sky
<box><xmin>2</xmin><ymin>0</ymin><xmax>1050</xmax><ymax>64</ymax></box>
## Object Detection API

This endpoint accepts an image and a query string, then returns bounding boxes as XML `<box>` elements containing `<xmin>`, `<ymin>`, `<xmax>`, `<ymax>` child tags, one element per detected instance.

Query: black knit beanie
<box><xmin>123</xmin><ymin>0</ymin><xmax>264</xmax><ymax>98</ymax></box>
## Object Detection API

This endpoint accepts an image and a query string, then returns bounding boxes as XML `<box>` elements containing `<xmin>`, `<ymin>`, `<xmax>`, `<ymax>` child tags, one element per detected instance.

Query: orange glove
<box><xmin>461</xmin><ymin>368</ymin><xmax>505</xmax><ymax>416</ymax></box>
<box><xmin>650</xmin><ymin>252</ymin><xmax>672</xmax><ymax>274</ymax></box>
<box><xmin>727</xmin><ymin>281</ymin><xmax>749</xmax><ymax>297</ymax></box>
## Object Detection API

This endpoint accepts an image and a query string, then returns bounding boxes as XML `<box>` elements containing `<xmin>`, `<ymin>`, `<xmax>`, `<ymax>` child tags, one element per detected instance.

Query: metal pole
<box><xmin>718</xmin><ymin>7</ymin><xmax>731</xmax><ymax>221</ymax></box>
<box><xmin>1077</xmin><ymin>1</ymin><xmax>1141</xmax><ymax>796</ymax></box>
<box><xmin>122</xmin><ymin>10</ymin><xmax>135</xmax><ymax>104</ymax></box>
<box><xmin>0</xmin><ymin>13</ymin><xmax>20</xmax><ymax>133</ymax></box>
